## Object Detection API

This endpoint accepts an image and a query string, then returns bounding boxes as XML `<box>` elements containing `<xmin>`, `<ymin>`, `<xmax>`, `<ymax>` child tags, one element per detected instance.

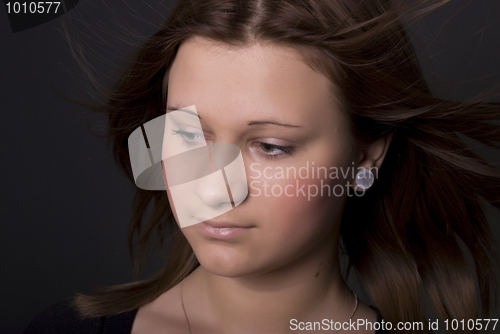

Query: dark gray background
<box><xmin>1</xmin><ymin>0</ymin><xmax>500</xmax><ymax>333</ymax></box>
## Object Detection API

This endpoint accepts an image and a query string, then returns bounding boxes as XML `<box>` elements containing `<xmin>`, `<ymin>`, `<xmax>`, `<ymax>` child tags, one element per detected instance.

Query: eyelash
<box><xmin>171</xmin><ymin>129</ymin><xmax>205</xmax><ymax>148</ymax></box>
<box><xmin>254</xmin><ymin>142</ymin><xmax>295</xmax><ymax>160</ymax></box>
<box><xmin>171</xmin><ymin>129</ymin><xmax>295</xmax><ymax>160</ymax></box>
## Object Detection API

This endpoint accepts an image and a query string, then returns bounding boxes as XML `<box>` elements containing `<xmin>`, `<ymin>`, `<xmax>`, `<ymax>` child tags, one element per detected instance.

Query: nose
<box><xmin>194</xmin><ymin>143</ymin><xmax>248</xmax><ymax>209</ymax></box>
<box><xmin>193</xmin><ymin>170</ymin><xmax>233</xmax><ymax>210</ymax></box>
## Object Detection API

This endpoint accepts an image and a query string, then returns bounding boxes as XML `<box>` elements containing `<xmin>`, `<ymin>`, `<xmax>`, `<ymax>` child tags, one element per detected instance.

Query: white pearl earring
<box><xmin>355</xmin><ymin>168</ymin><xmax>375</xmax><ymax>190</ymax></box>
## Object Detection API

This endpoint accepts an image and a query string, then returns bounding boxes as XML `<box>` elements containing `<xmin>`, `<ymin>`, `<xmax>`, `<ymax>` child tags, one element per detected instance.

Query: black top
<box><xmin>24</xmin><ymin>299</ymin><xmax>390</xmax><ymax>333</ymax></box>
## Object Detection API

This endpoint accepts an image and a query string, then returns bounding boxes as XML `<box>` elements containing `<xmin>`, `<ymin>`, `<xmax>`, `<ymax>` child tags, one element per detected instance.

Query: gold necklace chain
<box><xmin>180</xmin><ymin>278</ymin><xmax>192</xmax><ymax>334</ymax></box>
<box><xmin>179</xmin><ymin>278</ymin><xmax>358</xmax><ymax>334</ymax></box>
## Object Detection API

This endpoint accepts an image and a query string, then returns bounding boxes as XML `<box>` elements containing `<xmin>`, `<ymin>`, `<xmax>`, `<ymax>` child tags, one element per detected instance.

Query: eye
<box><xmin>254</xmin><ymin>142</ymin><xmax>295</xmax><ymax>160</ymax></box>
<box><xmin>171</xmin><ymin>129</ymin><xmax>205</xmax><ymax>147</ymax></box>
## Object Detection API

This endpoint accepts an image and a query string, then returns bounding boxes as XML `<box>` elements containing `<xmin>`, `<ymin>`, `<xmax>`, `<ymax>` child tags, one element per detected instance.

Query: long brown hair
<box><xmin>71</xmin><ymin>0</ymin><xmax>500</xmax><ymax>332</ymax></box>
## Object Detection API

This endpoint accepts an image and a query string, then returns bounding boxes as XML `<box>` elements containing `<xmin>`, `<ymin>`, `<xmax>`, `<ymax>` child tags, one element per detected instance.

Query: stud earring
<box><xmin>354</xmin><ymin>168</ymin><xmax>375</xmax><ymax>190</ymax></box>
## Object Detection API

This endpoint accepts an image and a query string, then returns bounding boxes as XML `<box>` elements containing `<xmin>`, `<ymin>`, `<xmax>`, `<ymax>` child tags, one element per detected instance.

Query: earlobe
<box><xmin>351</xmin><ymin>134</ymin><xmax>393</xmax><ymax>191</ymax></box>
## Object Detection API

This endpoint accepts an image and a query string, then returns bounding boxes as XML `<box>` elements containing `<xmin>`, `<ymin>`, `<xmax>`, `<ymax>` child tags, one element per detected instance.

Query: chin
<box><xmin>193</xmin><ymin>246</ymin><xmax>276</xmax><ymax>278</ymax></box>
<box><xmin>198</xmin><ymin>259</ymin><xmax>256</xmax><ymax>278</ymax></box>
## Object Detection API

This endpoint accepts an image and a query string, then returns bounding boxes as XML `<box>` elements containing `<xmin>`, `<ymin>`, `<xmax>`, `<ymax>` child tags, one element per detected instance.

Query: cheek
<box><xmin>249</xmin><ymin>163</ymin><xmax>349</xmax><ymax>244</ymax></box>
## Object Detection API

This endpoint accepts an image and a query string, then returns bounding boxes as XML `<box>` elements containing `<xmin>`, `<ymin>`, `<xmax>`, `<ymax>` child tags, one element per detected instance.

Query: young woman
<box><xmin>25</xmin><ymin>0</ymin><xmax>500</xmax><ymax>333</ymax></box>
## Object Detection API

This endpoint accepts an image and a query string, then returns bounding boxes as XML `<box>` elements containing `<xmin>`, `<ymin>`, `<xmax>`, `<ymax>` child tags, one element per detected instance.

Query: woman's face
<box><xmin>164</xmin><ymin>36</ymin><xmax>359</xmax><ymax>277</ymax></box>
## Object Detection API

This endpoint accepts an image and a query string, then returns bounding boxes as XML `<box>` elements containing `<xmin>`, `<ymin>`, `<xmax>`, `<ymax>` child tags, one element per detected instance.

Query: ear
<box><xmin>352</xmin><ymin>134</ymin><xmax>393</xmax><ymax>190</ymax></box>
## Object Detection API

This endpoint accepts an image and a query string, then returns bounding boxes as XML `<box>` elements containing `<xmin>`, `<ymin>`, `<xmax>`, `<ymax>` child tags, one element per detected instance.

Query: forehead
<box><xmin>166</xmin><ymin>36</ymin><xmax>344</xmax><ymax>129</ymax></box>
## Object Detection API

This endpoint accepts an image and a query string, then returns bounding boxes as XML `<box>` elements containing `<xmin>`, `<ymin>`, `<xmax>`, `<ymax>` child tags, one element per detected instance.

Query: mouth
<box><xmin>197</xmin><ymin>219</ymin><xmax>255</xmax><ymax>239</ymax></box>
<box><xmin>201</xmin><ymin>219</ymin><xmax>254</xmax><ymax>228</ymax></box>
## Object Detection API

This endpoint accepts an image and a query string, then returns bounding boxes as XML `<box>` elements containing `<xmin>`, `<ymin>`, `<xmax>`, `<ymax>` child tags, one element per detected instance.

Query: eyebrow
<box><xmin>167</xmin><ymin>105</ymin><xmax>300</xmax><ymax>127</ymax></box>
<box><xmin>247</xmin><ymin>120</ymin><xmax>301</xmax><ymax>128</ymax></box>
<box><xmin>166</xmin><ymin>106</ymin><xmax>201</xmax><ymax>119</ymax></box>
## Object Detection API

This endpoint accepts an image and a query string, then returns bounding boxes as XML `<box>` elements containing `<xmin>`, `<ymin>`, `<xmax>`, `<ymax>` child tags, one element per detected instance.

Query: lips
<box><xmin>197</xmin><ymin>219</ymin><xmax>255</xmax><ymax>239</ymax></box>
<box><xmin>201</xmin><ymin>219</ymin><xmax>254</xmax><ymax>228</ymax></box>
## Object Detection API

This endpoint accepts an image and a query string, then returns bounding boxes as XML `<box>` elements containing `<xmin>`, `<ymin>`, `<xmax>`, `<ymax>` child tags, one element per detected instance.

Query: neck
<box><xmin>183</xmin><ymin>239</ymin><xmax>355</xmax><ymax>333</ymax></box>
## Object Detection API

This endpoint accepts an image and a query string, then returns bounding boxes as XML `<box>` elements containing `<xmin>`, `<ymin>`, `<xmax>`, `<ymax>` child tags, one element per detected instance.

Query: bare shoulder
<box><xmin>131</xmin><ymin>282</ymin><xmax>187</xmax><ymax>334</ymax></box>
